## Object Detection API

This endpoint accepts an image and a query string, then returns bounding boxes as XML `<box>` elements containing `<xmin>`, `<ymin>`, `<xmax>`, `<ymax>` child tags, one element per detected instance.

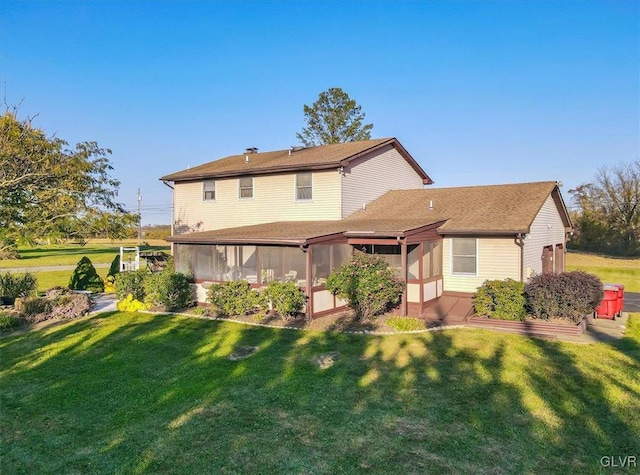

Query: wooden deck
<box><xmin>420</xmin><ymin>293</ymin><xmax>474</xmax><ymax>325</ymax></box>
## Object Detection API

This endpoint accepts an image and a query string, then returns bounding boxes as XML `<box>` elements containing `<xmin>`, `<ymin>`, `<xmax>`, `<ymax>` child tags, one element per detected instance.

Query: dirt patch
<box><xmin>228</xmin><ymin>345</ymin><xmax>259</xmax><ymax>360</ymax></box>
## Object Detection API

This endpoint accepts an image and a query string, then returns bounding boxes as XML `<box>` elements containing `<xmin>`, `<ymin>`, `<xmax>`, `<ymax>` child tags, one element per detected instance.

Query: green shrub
<box><xmin>117</xmin><ymin>294</ymin><xmax>150</xmax><ymax>312</ymax></box>
<box><xmin>114</xmin><ymin>270</ymin><xmax>149</xmax><ymax>301</ymax></box>
<box><xmin>0</xmin><ymin>312</ymin><xmax>22</xmax><ymax>332</ymax></box>
<box><xmin>525</xmin><ymin>271</ymin><xmax>604</xmax><ymax>323</ymax></box>
<box><xmin>207</xmin><ymin>281</ymin><xmax>262</xmax><ymax>317</ymax></box>
<box><xmin>107</xmin><ymin>254</ymin><xmax>121</xmax><ymax>280</ymax></box>
<box><xmin>263</xmin><ymin>281</ymin><xmax>306</xmax><ymax>320</ymax></box>
<box><xmin>0</xmin><ymin>272</ymin><xmax>38</xmax><ymax>299</ymax></box>
<box><xmin>190</xmin><ymin>306</ymin><xmax>212</xmax><ymax>317</ymax></box>
<box><xmin>68</xmin><ymin>256</ymin><xmax>104</xmax><ymax>293</ymax></box>
<box><xmin>326</xmin><ymin>253</ymin><xmax>404</xmax><ymax>320</ymax></box>
<box><xmin>474</xmin><ymin>279</ymin><xmax>527</xmax><ymax>321</ymax></box>
<box><xmin>143</xmin><ymin>271</ymin><xmax>193</xmax><ymax>311</ymax></box>
<box><xmin>386</xmin><ymin>316</ymin><xmax>426</xmax><ymax>332</ymax></box>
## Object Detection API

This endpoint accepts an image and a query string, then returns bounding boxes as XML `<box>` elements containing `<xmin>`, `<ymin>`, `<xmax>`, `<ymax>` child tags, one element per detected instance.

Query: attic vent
<box><xmin>245</xmin><ymin>147</ymin><xmax>258</xmax><ymax>154</ymax></box>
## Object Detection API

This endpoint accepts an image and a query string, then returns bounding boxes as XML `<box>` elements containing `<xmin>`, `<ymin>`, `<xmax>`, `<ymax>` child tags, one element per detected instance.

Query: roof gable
<box><xmin>160</xmin><ymin>137</ymin><xmax>432</xmax><ymax>184</ymax></box>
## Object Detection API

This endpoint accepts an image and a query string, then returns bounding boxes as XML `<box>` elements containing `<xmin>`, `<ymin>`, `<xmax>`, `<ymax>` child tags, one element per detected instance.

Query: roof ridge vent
<box><xmin>245</xmin><ymin>147</ymin><xmax>258</xmax><ymax>154</ymax></box>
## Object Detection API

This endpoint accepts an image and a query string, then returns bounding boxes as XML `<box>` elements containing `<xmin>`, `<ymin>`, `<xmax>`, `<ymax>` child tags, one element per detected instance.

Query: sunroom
<box><xmin>167</xmin><ymin>218</ymin><xmax>445</xmax><ymax>318</ymax></box>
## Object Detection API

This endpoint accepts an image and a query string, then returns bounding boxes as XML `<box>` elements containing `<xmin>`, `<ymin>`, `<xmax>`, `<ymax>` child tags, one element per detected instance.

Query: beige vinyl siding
<box><xmin>442</xmin><ymin>237</ymin><xmax>520</xmax><ymax>293</ymax></box>
<box><xmin>173</xmin><ymin>170</ymin><xmax>342</xmax><ymax>232</ymax></box>
<box><xmin>523</xmin><ymin>194</ymin><xmax>567</xmax><ymax>277</ymax></box>
<box><xmin>341</xmin><ymin>145</ymin><xmax>425</xmax><ymax>217</ymax></box>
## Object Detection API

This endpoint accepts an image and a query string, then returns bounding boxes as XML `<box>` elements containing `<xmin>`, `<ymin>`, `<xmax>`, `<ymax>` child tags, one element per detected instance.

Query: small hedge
<box><xmin>114</xmin><ymin>270</ymin><xmax>149</xmax><ymax>301</ymax></box>
<box><xmin>474</xmin><ymin>279</ymin><xmax>527</xmax><ymax>321</ymax></box>
<box><xmin>207</xmin><ymin>281</ymin><xmax>262</xmax><ymax>317</ymax></box>
<box><xmin>326</xmin><ymin>253</ymin><xmax>404</xmax><ymax>320</ymax></box>
<box><xmin>143</xmin><ymin>271</ymin><xmax>193</xmax><ymax>311</ymax></box>
<box><xmin>263</xmin><ymin>281</ymin><xmax>306</xmax><ymax>321</ymax></box>
<box><xmin>525</xmin><ymin>271</ymin><xmax>604</xmax><ymax>323</ymax></box>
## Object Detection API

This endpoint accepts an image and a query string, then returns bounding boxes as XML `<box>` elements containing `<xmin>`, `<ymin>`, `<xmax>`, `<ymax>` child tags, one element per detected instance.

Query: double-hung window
<box><xmin>451</xmin><ymin>238</ymin><xmax>477</xmax><ymax>275</ymax></box>
<box><xmin>239</xmin><ymin>176</ymin><xmax>253</xmax><ymax>199</ymax></box>
<box><xmin>295</xmin><ymin>172</ymin><xmax>312</xmax><ymax>201</ymax></box>
<box><xmin>203</xmin><ymin>180</ymin><xmax>215</xmax><ymax>201</ymax></box>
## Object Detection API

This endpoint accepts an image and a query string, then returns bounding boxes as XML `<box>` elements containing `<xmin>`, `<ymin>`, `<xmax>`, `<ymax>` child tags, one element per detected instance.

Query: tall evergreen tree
<box><xmin>296</xmin><ymin>87</ymin><xmax>373</xmax><ymax>146</ymax></box>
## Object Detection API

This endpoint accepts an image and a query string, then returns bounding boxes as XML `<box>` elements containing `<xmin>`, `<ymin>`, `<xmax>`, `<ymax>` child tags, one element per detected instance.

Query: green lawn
<box><xmin>32</xmin><ymin>269</ymin><xmax>111</xmax><ymax>293</ymax></box>
<box><xmin>1</xmin><ymin>312</ymin><xmax>639</xmax><ymax>473</ymax></box>
<box><xmin>0</xmin><ymin>241</ymin><xmax>170</xmax><ymax>268</ymax></box>
<box><xmin>567</xmin><ymin>251</ymin><xmax>640</xmax><ymax>292</ymax></box>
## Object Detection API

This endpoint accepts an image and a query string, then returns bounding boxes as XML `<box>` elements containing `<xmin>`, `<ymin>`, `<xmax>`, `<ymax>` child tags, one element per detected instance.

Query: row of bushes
<box><xmin>114</xmin><ymin>269</ymin><xmax>193</xmax><ymax>312</ymax></box>
<box><xmin>207</xmin><ymin>280</ymin><xmax>306</xmax><ymax>321</ymax></box>
<box><xmin>0</xmin><ymin>272</ymin><xmax>38</xmax><ymax>301</ymax></box>
<box><xmin>474</xmin><ymin>271</ymin><xmax>605</xmax><ymax>323</ymax></box>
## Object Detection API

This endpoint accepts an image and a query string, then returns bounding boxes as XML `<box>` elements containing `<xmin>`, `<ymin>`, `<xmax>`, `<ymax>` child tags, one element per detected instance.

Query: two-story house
<box><xmin>161</xmin><ymin>138</ymin><xmax>572</xmax><ymax>320</ymax></box>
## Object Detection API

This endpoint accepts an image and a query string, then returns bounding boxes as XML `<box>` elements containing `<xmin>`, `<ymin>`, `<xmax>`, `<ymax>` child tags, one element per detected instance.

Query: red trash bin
<box><xmin>608</xmin><ymin>284</ymin><xmax>624</xmax><ymax>317</ymax></box>
<box><xmin>596</xmin><ymin>285</ymin><xmax>620</xmax><ymax>320</ymax></box>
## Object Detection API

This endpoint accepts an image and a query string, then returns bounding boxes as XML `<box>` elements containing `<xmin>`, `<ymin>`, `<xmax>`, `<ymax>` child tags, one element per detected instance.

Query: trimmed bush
<box><xmin>0</xmin><ymin>272</ymin><xmax>38</xmax><ymax>299</ymax></box>
<box><xmin>68</xmin><ymin>256</ymin><xmax>104</xmax><ymax>293</ymax></box>
<box><xmin>114</xmin><ymin>270</ymin><xmax>149</xmax><ymax>301</ymax></box>
<box><xmin>326</xmin><ymin>253</ymin><xmax>404</xmax><ymax>320</ymax></box>
<box><xmin>117</xmin><ymin>294</ymin><xmax>150</xmax><ymax>312</ymax></box>
<box><xmin>386</xmin><ymin>317</ymin><xmax>426</xmax><ymax>332</ymax></box>
<box><xmin>143</xmin><ymin>270</ymin><xmax>193</xmax><ymax>311</ymax></box>
<box><xmin>263</xmin><ymin>281</ymin><xmax>306</xmax><ymax>321</ymax></box>
<box><xmin>108</xmin><ymin>254</ymin><xmax>121</xmax><ymax>280</ymax></box>
<box><xmin>207</xmin><ymin>281</ymin><xmax>262</xmax><ymax>317</ymax></box>
<box><xmin>474</xmin><ymin>279</ymin><xmax>527</xmax><ymax>321</ymax></box>
<box><xmin>525</xmin><ymin>271</ymin><xmax>604</xmax><ymax>323</ymax></box>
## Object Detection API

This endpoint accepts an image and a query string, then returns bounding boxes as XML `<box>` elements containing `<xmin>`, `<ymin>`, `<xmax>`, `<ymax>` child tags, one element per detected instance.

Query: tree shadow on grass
<box><xmin>2</xmin><ymin>313</ymin><xmax>640</xmax><ymax>473</ymax></box>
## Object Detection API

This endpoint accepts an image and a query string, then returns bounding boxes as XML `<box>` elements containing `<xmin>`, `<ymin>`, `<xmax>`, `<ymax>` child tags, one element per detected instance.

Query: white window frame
<box><xmin>203</xmin><ymin>180</ymin><xmax>215</xmax><ymax>201</ymax></box>
<box><xmin>239</xmin><ymin>176</ymin><xmax>253</xmax><ymax>199</ymax></box>
<box><xmin>450</xmin><ymin>237</ymin><xmax>478</xmax><ymax>276</ymax></box>
<box><xmin>295</xmin><ymin>172</ymin><xmax>313</xmax><ymax>201</ymax></box>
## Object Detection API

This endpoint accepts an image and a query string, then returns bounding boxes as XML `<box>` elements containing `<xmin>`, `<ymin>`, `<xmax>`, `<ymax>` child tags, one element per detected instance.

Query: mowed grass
<box><xmin>33</xmin><ymin>269</ymin><xmax>111</xmax><ymax>293</ymax></box>
<box><xmin>567</xmin><ymin>251</ymin><xmax>640</xmax><ymax>292</ymax></box>
<box><xmin>0</xmin><ymin>240</ymin><xmax>170</xmax><ymax>268</ymax></box>
<box><xmin>1</xmin><ymin>312</ymin><xmax>639</xmax><ymax>473</ymax></box>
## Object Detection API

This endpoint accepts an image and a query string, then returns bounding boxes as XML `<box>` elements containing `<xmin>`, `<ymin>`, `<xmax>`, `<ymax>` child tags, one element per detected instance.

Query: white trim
<box><xmin>294</xmin><ymin>172</ymin><xmax>313</xmax><ymax>202</ymax></box>
<box><xmin>450</xmin><ymin>237</ymin><xmax>478</xmax><ymax>276</ymax></box>
<box><xmin>202</xmin><ymin>180</ymin><xmax>216</xmax><ymax>201</ymax></box>
<box><xmin>238</xmin><ymin>176</ymin><xmax>254</xmax><ymax>199</ymax></box>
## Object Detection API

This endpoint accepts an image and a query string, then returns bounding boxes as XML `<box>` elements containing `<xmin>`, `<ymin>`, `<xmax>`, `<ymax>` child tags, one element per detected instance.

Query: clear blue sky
<box><xmin>1</xmin><ymin>1</ymin><xmax>638</xmax><ymax>225</ymax></box>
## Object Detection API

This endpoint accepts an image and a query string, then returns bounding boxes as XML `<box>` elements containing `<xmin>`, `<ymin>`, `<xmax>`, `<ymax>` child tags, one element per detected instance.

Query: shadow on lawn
<box><xmin>1</xmin><ymin>313</ymin><xmax>639</xmax><ymax>473</ymax></box>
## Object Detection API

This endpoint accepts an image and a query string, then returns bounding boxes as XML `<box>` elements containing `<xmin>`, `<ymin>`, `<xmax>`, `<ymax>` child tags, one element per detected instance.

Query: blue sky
<box><xmin>1</xmin><ymin>1</ymin><xmax>638</xmax><ymax>225</ymax></box>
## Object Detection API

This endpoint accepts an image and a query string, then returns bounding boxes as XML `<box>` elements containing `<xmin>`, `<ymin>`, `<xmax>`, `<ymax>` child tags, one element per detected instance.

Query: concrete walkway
<box><xmin>90</xmin><ymin>293</ymin><xmax>117</xmax><ymax>314</ymax></box>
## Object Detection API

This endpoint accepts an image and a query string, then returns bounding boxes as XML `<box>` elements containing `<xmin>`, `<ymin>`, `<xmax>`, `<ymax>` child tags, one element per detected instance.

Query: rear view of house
<box><xmin>161</xmin><ymin>139</ymin><xmax>572</xmax><ymax>319</ymax></box>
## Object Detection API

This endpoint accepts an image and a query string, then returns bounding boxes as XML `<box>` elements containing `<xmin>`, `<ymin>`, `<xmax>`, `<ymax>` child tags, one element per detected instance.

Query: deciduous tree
<box><xmin>0</xmin><ymin>109</ymin><xmax>135</xmax><ymax>256</ymax></box>
<box><xmin>569</xmin><ymin>161</ymin><xmax>640</xmax><ymax>255</ymax></box>
<box><xmin>296</xmin><ymin>87</ymin><xmax>373</xmax><ymax>146</ymax></box>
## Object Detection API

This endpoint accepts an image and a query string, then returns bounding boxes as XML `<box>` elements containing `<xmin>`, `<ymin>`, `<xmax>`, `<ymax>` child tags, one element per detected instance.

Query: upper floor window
<box><xmin>239</xmin><ymin>176</ymin><xmax>253</xmax><ymax>199</ymax></box>
<box><xmin>296</xmin><ymin>172</ymin><xmax>312</xmax><ymax>201</ymax></box>
<box><xmin>451</xmin><ymin>238</ymin><xmax>477</xmax><ymax>275</ymax></box>
<box><xmin>203</xmin><ymin>180</ymin><xmax>215</xmax><ymax>201</ymax></box>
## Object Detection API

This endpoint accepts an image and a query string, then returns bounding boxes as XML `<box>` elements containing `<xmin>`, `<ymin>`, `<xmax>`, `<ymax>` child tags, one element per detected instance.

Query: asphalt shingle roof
<box><xmin>160</xmin><ymin>137</ymin><xmax>432</xmax><ymax>183</ymax></box>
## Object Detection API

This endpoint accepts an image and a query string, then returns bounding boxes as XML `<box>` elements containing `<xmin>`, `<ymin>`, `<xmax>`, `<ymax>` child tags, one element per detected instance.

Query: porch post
<box><xmin>400</xmin><ymin>238</ymin><xmax>407</xmax><ymax>316</ymax></box>
<box><xmin>305</xmin><ymin>246</ymin><xmax>313</xmax><ymax>319</ymax></box>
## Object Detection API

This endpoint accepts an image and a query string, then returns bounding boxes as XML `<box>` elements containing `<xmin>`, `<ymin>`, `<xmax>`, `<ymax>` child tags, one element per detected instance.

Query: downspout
<box><xmin>516</xmin><ymin>233</ymin><xmax>525</xmax><ymax>282</ymax></box>
<box><xmin>162</xmin><ymin>180</ymin><xmax>175</xmax><ymax>257</ymax></box>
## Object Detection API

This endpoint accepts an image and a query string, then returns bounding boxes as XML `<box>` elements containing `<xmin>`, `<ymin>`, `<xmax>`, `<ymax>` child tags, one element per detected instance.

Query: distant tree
<box><xmin>569</xmin><ymin>161</ymin><xmax>640</xmax><ymax>255</ymax></box>
<box><xmin>296</xmin><ymin>87</ymin><xmax>373</xmax><ymax>146</ymax></box>
<box><xmin>0</xmin><ymin>108</ymin><xmax>135</xmax><ymax>255</ymax></box>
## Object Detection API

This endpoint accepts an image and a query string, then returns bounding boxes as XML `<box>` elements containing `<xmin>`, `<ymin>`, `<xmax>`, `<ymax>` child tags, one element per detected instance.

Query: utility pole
<box><xmin>137</xmin><ymin>188</ymin><xmax>142</xmax><ymax>245</ymax></box>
